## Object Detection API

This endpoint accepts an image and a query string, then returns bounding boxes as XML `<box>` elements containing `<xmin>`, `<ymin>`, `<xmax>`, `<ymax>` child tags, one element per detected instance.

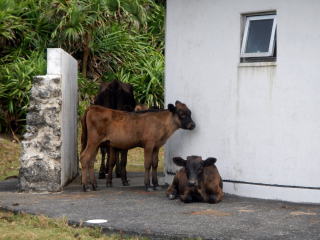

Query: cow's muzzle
<box><xmin>187</xmin><ymin>121</ymin><xmax>196</xmax><ymax>130</ymax></box>
<box><xmin>188</xmin><ymin>180</ymin><xmax>197</xmax><ymax>187</ymax></box>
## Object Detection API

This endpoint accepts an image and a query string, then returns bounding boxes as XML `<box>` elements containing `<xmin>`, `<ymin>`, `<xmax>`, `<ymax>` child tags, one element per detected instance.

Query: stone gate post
<box><xmin>19</xmin><ymin>48</ymin><xmax>78</xmax><ymax>192</ymax></box>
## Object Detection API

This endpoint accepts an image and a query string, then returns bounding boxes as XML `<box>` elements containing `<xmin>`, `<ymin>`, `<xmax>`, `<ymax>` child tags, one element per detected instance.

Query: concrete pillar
<box><xmin>19</xmin><ymin>48</ymin><xmax>78</xmax><ymax>192</ymax></box>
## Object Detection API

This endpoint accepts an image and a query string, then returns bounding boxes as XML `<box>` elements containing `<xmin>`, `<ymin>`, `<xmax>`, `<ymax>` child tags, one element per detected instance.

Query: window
<box><xmin>241</xmin><ymin>14</ymin><xmax>277</xmax><ymax>59</ymax></box>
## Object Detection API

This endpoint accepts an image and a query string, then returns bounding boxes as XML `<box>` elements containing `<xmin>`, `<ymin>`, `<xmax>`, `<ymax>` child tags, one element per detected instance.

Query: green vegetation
<box><xmin>0</xmin><ymin>0</ymin><xmax>165</xmax><ymax>134</ymax></box>
<box><xmin>0</xmin><ymin>210</ymin><xmax>148</xmax><ymax>240</ymax></box>
<box><xmin>0</xmin><ymin>135</ymin><xmax>20</xmax><ymax>180</ymax></box>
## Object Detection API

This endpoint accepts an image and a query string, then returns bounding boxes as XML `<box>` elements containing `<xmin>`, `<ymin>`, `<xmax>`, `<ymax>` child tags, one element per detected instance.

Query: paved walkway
<box><xmin>0</xmin><ymin>173</ymin><xmax>319</xmax><ymax>240</ymax></box>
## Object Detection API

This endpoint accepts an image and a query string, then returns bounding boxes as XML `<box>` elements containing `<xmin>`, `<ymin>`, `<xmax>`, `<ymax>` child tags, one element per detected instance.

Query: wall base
<box><xmin>165</xmin><ymin>173</ymin><xmax>320</xmax><ymax>204</ymax></box>
<box><xmin>224</xmin><ymin>182</ymin><xmax>320</xmax><ymax>204</ymax></box>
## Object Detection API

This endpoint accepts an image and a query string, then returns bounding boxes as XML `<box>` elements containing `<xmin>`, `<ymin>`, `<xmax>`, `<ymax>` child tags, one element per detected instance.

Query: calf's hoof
<box><xmin>153</xmin><ymin>185</ymin><xmax>162</xmax><ymax>191</ymax></box>
<box><xmin>122</xmin><ymin>181</ymin><xmax>130</xmax><ymax>186</ymax></box>
<box><xmin>167</xmin><ymin>189</ymin><xmax>177</xmax><ymax>199</ymax></box>
<box><xmin>168</xmin><ymin>194</ymin><xmax>176</xmax><ymax>200</ymax></box>
<box><xmin>92</xmin><ymin>183</ymin><xmax>97</xmax><ymax>191</ymax></box>
<box><xmin>82</xmin><ymin>184</ymin><xmax>91</xmax><ymax>192</ymax></box>
<box><xmin>98</xmin><ymin>172</ymin><xmax>106</xmax><ymax>179</ymax></box>
<box><xmin>106</xmin><ymin>182</ymin><xmax>112</xmax><ymax>188</ymax></box>
<box><xmin>182</xmin><ymin>195</ymin><xmax>193</xmax><ymax>203</ymax></box>
<box><xmin>145</xmin><ymin>185</ymin><xmax>154</xmax><ymax>192</ymax></box>
<box><xmin>208</xmin><ymin>194</ymin><xmax>218</xmax><ymax>204</ymax></box>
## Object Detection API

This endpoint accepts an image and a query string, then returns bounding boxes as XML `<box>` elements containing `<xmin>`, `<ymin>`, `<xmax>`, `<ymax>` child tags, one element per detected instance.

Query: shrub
<box><xmin>0</xmin><ymin>0</ymin><xmax>165</xmax><ymax>134</ymax></box>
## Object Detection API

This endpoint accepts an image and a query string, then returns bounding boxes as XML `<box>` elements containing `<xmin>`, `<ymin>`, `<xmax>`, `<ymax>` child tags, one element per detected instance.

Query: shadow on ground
<box><xmin>0</xmin><ymin>172</ymin><xmax>319</xmax><ymax>240</ymax></box>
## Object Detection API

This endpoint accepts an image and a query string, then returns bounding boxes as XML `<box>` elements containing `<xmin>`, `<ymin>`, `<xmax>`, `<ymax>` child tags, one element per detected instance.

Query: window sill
<box><xmin>238</xmin><ymin>62</ymin><xmax>277</xmax><ymax>68</ymax></box>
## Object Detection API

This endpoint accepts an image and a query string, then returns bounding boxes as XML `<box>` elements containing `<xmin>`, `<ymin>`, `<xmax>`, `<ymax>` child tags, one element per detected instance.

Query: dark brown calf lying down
<box><xmin>167</xmin><ymin>156</ymin><xmax>224</xmax><ymax>203</ymax></box>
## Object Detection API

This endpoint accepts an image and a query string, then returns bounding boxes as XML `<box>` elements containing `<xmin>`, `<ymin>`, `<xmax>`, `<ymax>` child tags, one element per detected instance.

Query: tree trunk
<box><xmin>82</xmin><ymin>32</ymin><xmax>91</xmax><ymax>78</ymax></box>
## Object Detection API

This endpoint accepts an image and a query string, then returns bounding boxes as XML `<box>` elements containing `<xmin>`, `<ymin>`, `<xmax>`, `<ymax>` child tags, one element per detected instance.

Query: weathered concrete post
<box><xmin>19</xmin><ymin>48</ymin><xmax>78</xmax><ymax>192</ymax></box>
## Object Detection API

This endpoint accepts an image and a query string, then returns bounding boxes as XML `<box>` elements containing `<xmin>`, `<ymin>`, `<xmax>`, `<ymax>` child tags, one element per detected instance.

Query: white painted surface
<box><xmin>85</xmin><ymin>219</ymin><xmax>108</xmax><ymax>224</ymax></box>
<box><xmin>165</xmin><ymin>0</ymin><xmax>320</xmax><ymax>203</ymax></box>
<box><xmin>223</xmin><ymin>182</ymin><xmax>320</xmax><ymax>204</ymax></box>
<box><xmin>47</xmin><ymin>48</ymin><xmax>78</xmax><ymax>186</ymax></box>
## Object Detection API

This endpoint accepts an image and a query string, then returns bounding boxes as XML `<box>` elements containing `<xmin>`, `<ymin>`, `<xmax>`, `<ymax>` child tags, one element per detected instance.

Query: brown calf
<box><xmin>166</xmin><ymin>156</ymin><xmax>224</xmax><ymax>203</ymax></box>
<box><xmin>80</xmin><ymin>101</ymin><xmax>195</xmax><ymax>191</ymax></box>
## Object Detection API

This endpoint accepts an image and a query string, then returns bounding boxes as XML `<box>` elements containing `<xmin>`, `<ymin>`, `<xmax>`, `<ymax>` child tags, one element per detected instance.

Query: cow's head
<box><xmin>173</xmin><ymin>156</ymin><xmax>217</xmax><ymax>187</ymax></box>
<box><xmin>168</xmin><ymin>101</ymin><xmax>196</xmax><ymax>130</ymax></box>
<box><xmin>116</xmin><ymin>83</ymin><xmax>136</xmax><ymax>112</ymax></box>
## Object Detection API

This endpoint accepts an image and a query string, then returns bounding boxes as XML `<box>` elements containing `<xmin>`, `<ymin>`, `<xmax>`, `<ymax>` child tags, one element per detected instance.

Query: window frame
<box><xmin>240</xmin><ymin>14</ymin><xmax>277</xmax><ymax>58</ymax></box>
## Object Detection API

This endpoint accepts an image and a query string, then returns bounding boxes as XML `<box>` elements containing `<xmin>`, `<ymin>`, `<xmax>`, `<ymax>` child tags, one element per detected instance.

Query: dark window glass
<box><xmin>245</xmin><ymin>19</ymin><xmax>274</xmax><ymax>53</ymax></box>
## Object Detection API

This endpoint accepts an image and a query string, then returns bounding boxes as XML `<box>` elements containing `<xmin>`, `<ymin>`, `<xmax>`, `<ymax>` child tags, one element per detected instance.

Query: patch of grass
<box><xmin>0</xmin><ymin>135</ymin><xmax>20</xmax><ymax>180</ymax></box>
<box><xmin>0</xmin><ymin>210</ymin><xmax>148</xmax><ymax>240</ymax></box>
<box><xmin>94</xmin><ymin>147</ymin><xmax>164</xmax><ymax>173</ymax></box>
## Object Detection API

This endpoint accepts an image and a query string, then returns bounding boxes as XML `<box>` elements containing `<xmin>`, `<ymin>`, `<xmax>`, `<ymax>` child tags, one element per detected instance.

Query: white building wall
<box><xmin>165</xmin><ymin>0</ymin><xmax>320</xmax><ymax>203</ymax></box>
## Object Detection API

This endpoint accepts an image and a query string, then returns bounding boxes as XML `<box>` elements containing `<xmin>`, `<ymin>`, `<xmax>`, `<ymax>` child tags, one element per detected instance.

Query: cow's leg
<box><xmin>98</xmin><ymin>142</ymin><xmax>107</xmax><ymax>179</ymax></box>
<box><xmin>215</xmin><ymin>192</ymin><xmax>224</xmax><ymax>203</ymax></box>
<box><xmin>151</xmin><ymin>147</ymin><xmax>160</xmax><ymax>190</ymax></box>
<box><xmin>166</xmin><ymin>175</ymin><xmax>179</xmax><ymax>200</ymax></box>
<box><xmin>211</xmin><ymin>185</ymin><xmax>224</xmax><ymax>203</ymax></box>
<box><xmin>199</xmin><ymin>190</ymin><xmax>210</xmax><ymax>203</ymax></box>
<box><xmin>200</xmin><ymin>178</ymin><xmax>224</xmax><ymax>203</ymax></box>
<box><xmin>106</xmin><ymin>147</ymin><xmax>117</xmax><ymax>187</ymax></box>
<box><xmin>200</xmin><ymin>188</ymin><xmax>223</xmax><ymax>204</ymax></box>
<box><xmin>115</xmin><ymin>150</ymin><xmax>121</xmax><ymax>178</ymax></box>
<box><xmin>180</xmin><ymin>190</ymin><xmax>193</xmax><ymax>203</ymax></box>
<box><xmin>201</xmin><ymin>190</ymin><xmax>219</xmax><ymax>204</ymax></box>
<box><xmin>120</xmin><ymin>150</ymin><xmax>129</xmax><ymax>186</ymax></box>
<box><xmin>208</xmin><ymin>194</ymin><xmax>218</xmax><ymax>204</ymax></box>
<box><xmin>144</xmin><ymin>146</ymin><xmax>153</xmax><ymax>191</ymax></box>
<box><xmin>114</xmin><ymin>149</ymin><xmax>120</xmax><ymax>177</ymax></box>
<box><xmin>105</xmin><ymin>143</ymin><xmax>110</xmax><ymax>175</ymax></box>
<box><xmin>80</xmin><ymin>141</ymin><xmax>99</xmax><ymax>192</ymax></box>
<box><xmin>89</xmin><ymin>156</ymin><xmax>98</xmax><ymax>191</ymax></box>
<box><xmin>80</xmin><ymin>161</ymin><xmax>88</xmax><ymax>192</ymax></box>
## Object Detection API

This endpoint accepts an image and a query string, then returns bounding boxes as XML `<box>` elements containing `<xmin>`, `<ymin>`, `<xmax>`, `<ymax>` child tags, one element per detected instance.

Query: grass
<box><xmin>0</xmin><ymin>210</ymin><xmax>147</xmax><ymax>240</ymax></box>
<box><xmin>0</xmin><ymin>135</ymin><xmax>21</xmax><ymax>180</ymax></box>
<box><xmin>95</xmin><ymin>147</ymin><xmax>164</xmax><ymax>173</ymax></box>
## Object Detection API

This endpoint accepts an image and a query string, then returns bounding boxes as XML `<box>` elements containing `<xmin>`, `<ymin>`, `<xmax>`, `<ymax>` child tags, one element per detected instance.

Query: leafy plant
<box><xmin>0</xmin><ymin>0</ymin><xmax>165</xmax><ymax>134</ymax></box>
<box><xmin>0</xmin><ymin>52</ymin><xmax>46</xmax><ymax>133</ymax></box>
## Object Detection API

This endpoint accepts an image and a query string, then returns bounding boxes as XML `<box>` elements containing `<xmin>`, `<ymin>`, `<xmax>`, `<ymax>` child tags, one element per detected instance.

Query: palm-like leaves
<box><xmin>50</xmin><ymin>0</ymin><xmax>150</xmax><ymax>77</ymax></box>
<box><xmin>0</xmin><ymin>0</ymin><xmax>165</xmax><ymax>134</ymax></box>
<box><xmin>0</xmin><ymin>53</ymin><xmax>46</xmax><ymax>133</ymax></box>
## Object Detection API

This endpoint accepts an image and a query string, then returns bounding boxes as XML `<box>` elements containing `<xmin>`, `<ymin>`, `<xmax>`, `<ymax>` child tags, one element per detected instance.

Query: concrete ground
<box><xmin>0</xmin><ymin>172</ymin><xmax>319</xmax><ymax>240</ymax></box>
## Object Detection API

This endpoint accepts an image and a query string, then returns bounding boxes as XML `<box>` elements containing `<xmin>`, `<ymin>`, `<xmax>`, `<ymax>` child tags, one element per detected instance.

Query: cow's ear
<box><xmin>173</xmin><ymin>157</ymin><xmax>186</xmax><ymax>167</ymax></box>
<box><xmin>168</xmin><ymin>104</ymin><xmax>176</xmax><ymax>113</ymax></box>
<box><xmin>203</xmin><ymin>157</ymin><xmax>217</xmax><ymax>167</ymax></box>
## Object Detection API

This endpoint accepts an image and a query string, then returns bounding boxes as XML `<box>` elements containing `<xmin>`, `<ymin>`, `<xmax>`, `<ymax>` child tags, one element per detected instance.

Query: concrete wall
<box><xmin>165</xmin><ymin>0</ymin><xmax>320</xmax><ymax>203</ymax></box>
<box><xmin>19</xmin><ymin>48</ymin><xmax>78</xmax><ymax>191</ymax></box>
<box><xmin>47</xmin><ymin>48</ymin><xmax>78</xmax><ymax>186</ymax></box>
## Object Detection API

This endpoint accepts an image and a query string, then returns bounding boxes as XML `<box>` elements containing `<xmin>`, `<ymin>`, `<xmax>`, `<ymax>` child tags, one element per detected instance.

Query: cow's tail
<box><xmin>81</xmin><ymin>108</ymin><xmax>90</xmax><ymax>153</ymax></box>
